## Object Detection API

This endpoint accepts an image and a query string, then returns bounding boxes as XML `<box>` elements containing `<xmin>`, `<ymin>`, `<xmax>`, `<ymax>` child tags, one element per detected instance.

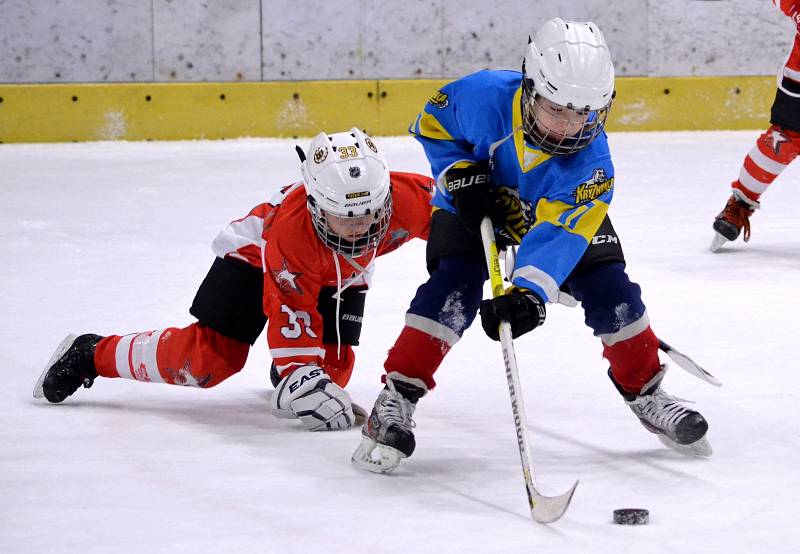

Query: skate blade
<box><xmin>658</xmin><ymin>433</ymin><xmax>713</xmax><ymax>458</ymax></box>
<box><xmin>351</xmin><ymin>436</ymin><xmax>405</xmax><ymax>474</ymax></box>
<box><xmin>32</xmin><ymin>333</ymin><xmax>77</xmax><ymax>399</ymax></box>
<box><xmin>710</xmin><ymin>232</ymin><xmax>728</xmax><ymax>253</ymax></box>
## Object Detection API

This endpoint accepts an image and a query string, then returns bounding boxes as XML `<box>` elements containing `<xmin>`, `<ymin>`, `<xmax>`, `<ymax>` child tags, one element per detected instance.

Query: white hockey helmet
<box><xmin>299</xmin><ymin>128</ymin><xmax>392</xmax><ymax>257</ymax></box>
<box><xmin>522</xmin><ymin>18</ymin><xmax>615</xmax><ymax>156</ymax></box>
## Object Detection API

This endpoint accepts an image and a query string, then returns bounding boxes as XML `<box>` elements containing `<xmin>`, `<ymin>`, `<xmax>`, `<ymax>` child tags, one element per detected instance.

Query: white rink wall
<box><xmin>0</xmin><ymin>0</ymin><xmax>795</xmax><ymax>83</ymax></box>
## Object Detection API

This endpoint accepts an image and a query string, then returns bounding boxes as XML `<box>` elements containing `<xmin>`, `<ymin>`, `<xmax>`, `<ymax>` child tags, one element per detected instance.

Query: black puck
<box><xmin>613</xmin><ymin>508</ymin><xmax>649</xmax><ymax>525</ymax></box>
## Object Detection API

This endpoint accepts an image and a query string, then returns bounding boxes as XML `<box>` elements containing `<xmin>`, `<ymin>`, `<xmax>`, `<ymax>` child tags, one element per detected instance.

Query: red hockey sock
<box><xmin>733</xmin><ymin>124</ymin><xmax>800</xmax><ymax>202</ymax></box>
<box><xmin>94</xmin><ymin>323</ymin><xmax>249</xmax><ymax>388</ymax></box>
<box><xmin>384</xmin><ymin>325</ymin><xmax>452</xmax><ymax>390</ymax></box>
<box><xmin>604</xmin><ymin>325</ymin><xmax>661</xmax><ymax>394</ymax></box>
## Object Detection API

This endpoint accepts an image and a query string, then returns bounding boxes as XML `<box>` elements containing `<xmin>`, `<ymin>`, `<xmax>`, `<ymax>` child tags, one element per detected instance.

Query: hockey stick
<box><xmin>658</xmin><ymin>340</ymin><xmax>722</xmax><ymax>387</ymax></box>
<box><xmin>479</xmin><ymin>217</ymin><xmax>578</xmax><ymax>524</ymax></box>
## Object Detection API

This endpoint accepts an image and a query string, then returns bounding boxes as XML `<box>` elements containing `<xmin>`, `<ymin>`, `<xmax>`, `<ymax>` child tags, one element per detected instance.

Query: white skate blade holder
<box><xmin>710</xmin><ymin>232</ymin><xmax>728</xmax><ymax>253</ymax></box>
<box><xmin>33</xmin><ymin>333</ymin><xmax>78</xmax><ymax>399</ymax></box>
<box><xmin>351</xmin><ymin>436</ymin><xmax>406</xmax><ymax>474</ymax></box>
<box><xmin>657</xmin><ymin>434</ymin><xmax>713</xmax><ymax>458</ymax></box>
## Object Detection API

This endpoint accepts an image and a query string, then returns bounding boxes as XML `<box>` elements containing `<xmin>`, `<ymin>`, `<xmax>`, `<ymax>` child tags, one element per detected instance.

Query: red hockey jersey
<box><xmin>774</xmin><ymin>0</ymin><xmax>800</xmax><ymax>92</ymax></box>
<box><xmin>211</xmin><ymin>171</ymin><xmax>434</xmax><ymax>376</ymax></box>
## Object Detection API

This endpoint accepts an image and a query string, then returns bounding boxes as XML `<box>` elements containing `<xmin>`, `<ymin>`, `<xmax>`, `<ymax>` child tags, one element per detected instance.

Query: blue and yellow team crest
<box><xmin>428</xmin><ymin>91</ymin><xmax>449</xmax><ymax>109</ymax></box>
<box><xmin>573</xmin><ymin>168</ymin><xmax>614</xmax><ymax>204</ymax></box>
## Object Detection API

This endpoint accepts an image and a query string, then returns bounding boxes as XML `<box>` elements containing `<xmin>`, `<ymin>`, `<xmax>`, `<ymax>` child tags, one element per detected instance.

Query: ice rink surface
<box><xmin>2</xmin><ymin>132</ymin><xmax>799</xmax><ymax>553</ymax></box>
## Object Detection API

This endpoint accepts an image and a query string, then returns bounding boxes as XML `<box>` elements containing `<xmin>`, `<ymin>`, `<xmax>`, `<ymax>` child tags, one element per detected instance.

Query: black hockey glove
<box><xmin>444</xmin><ymin>164</ymin><xmax>503</xmax><ymax>231</ymax></box>
<box><xmin>480</xmin><ymin>287</ymin><xmax>546</xmax><ymax>341</ymax></box>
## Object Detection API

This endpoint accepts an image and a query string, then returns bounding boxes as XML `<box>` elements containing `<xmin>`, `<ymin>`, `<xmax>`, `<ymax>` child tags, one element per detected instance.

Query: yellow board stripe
<box><xmin>0</xmin><ymin>75</ymin><xmax>778</xmax><ymax>143</ymax></box>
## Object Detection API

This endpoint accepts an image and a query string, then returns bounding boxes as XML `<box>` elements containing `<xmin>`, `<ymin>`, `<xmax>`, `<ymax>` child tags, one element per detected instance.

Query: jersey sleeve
<box><xmin>387</xmin><ymin>171</ymin><xmax>435</xmax><ymax>242</ymax></box>
<box><xmin>409</xmin><ymin>80</ymin><xmax>483</xmax><ymax>189</ymax></box>
<box><xmin>511</xmin><ymin>161</ymin><xmax>615</xmax><ymax>303</ymax></box>
<box><xmin>211</xmin><ymin>203</ymin><xmax>272</xmax><ymax>269</ymax></box>
<box><xmin>774</xmin><ymin>0</ymin><xmax>799</xmax><ymax>20</ymax></box>
<box><xmin>262</xmin><ymin>221</ymin><xmax>328</xmax><ymax>376</ymax></box>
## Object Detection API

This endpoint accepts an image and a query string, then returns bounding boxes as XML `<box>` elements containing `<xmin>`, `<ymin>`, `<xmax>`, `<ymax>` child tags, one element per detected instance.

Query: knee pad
<box><xmin>409</xmin><ymin>256</ymin><xmax>485</xmax><ymax>336</ymax></box>
<box><xmin>566</xmin><ymin>262</ymin><xmax>646</xmax><ymax>337</ymax></box>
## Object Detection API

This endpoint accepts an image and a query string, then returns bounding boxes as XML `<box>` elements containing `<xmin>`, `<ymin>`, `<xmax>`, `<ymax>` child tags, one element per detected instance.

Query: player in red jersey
<box><xmin>34</xmin><ymin>128</ymin><xmax>434</xmax><ymax>431</ymax></box>
<box><xmin>712</xmin><ymin>0</ymin><xmax>800</xmax><ymax>251</ymax></box>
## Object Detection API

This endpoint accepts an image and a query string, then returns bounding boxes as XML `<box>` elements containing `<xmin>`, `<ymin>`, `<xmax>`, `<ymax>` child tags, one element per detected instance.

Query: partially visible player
<box><xmin>34</xmin><ymin>128</ymin><xmax>434</xmax><ymax>431</ymax></box>
<box><xmin>712</xmin><ymin>0</ymin><xmax>800</xmax><ymax>251</ymax></box>
<box><xmin>353</xmin><ymin>19</ymin><xmax>713</xmax><ymax>474</ymax></box>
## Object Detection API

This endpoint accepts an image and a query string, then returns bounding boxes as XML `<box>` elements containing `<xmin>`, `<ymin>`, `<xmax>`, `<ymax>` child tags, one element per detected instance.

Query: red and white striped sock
<box><xmin>732</xmin><ymin>124</ymin><xmax>800</xmax><ymax>202</ymax></box>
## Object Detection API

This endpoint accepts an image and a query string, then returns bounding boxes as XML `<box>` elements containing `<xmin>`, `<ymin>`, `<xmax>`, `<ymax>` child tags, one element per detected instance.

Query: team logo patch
<box><xmin>349</xmin><ymin>166</ymin><xmax>361</xmax><ymax>178</ymax></box>
<box><xmin>573</xmin><ymin>168</ymin><xmax>614</xmax><ymax>204</ymax></box>
<box><xmin>168</xmin><ymin>359</ymin><xmax>211</xmax><ymax>388</ymax></box>
<box><xmin>345</xmin><ymin>190</ymin><xmax>370</xmax><ymax>199</ymax></box>
<box><xmin>428</xmin><ymin>90</ymin><xmax>449</xmax><ymax>109</ymax></box>
<box><xmin>313</xmin><ymin>146</ymin><xmax>328</xmax><ymax>164</ymax></box>
<box><xmin>365</xmin><ymin>136</ymin><xmax>378</xmax><ymax>153</ymax></box>
<box><xmin>272</xmin><ymin>259</ymin><xmax>303</xmax><ymax>295</ymax></box>
<box><xmin>496</xmin><ymin>186</ymin><xmax>533</xmax><ymax>245</ymax></box>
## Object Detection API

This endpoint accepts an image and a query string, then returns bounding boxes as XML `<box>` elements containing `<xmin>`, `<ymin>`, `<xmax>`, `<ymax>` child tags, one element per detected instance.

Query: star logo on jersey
<box><xmin>272</xmin><ymin>259</ymin><xmax>303</xmax><ymax>295</ymax></box>
<box><xmin>770</xmin><ymin>130</ymin><xmax>790</xmax><ymax>155</ymax></box>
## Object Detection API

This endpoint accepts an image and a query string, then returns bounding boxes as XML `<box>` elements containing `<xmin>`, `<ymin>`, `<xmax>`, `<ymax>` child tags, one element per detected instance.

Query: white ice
<box><xmin>2</xmin><ymin>132</ymin><xmax>799</xmax><ymax>553</ymax></box>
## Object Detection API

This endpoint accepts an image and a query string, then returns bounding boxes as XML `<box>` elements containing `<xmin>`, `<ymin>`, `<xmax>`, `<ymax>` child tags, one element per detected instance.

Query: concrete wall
<box><xmin>0</xmin><ymin>0</ymin><xmax>795</xmax><ymax>83</ymax></box>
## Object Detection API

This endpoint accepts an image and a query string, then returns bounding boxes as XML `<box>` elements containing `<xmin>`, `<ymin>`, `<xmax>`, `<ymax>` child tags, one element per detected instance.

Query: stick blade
<box><xmin>530</xmin><ymin>480</ymin><xmax>579</xmax><ymax>524</ymax></box>
<box><xmin>659</xmin><ymin>340</ymin><xmax>722</xmax><ymax>387</ymax></box>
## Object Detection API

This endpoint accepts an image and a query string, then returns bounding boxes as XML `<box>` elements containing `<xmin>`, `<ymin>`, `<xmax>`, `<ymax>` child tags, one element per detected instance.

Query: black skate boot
<box><xmin>33</xmin><ymin>334</ymin><xmax>103</xmax><ymax>403</ymax></box>
<box><xmin>610</xmin><ymin>368</ymin><xmax>712</xmax><ymax>457</ymax></box>
<box><xmin>351</xmin><ymin>372</ymin><xmax>427</xmax><ymax>474</ymax></box>
<box><xmin>711</xmin><ymin>191</ymin><xmax>759</xmax><ymax>252</ymax></box>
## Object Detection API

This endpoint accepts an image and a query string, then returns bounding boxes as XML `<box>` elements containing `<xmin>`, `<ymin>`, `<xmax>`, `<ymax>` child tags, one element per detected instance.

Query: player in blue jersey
<box><xmin>352</xmin><ymin>18</ymin><xmax>712</xmax><ymax>474</ymax></box>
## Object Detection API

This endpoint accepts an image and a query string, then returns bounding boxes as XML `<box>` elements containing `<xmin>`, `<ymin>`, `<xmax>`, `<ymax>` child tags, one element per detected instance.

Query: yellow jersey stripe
<box><xmin>416</xmin><ymin>111</ymin><xmax>454</xmax><ymax>141</ymax></box>
<box><xmin>533</xmin><ymin>198</ymin><xmax>610</xmax><ymax>241</ymax></box>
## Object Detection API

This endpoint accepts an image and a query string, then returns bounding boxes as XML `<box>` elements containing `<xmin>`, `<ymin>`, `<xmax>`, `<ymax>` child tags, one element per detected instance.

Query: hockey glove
<box><xmin>444</xmin><ymin>164</ymin><xmax>503</xmax><ymax>231</ymax></box>
<box><xmin>479</xmin><ymin>287</ymin><xmax>546</xmax><ymax>341</ymax></box>
<box><xmin>270</xmin><ymin>365</ymin><xmax>355</xmax><ymax>431</ymax></box>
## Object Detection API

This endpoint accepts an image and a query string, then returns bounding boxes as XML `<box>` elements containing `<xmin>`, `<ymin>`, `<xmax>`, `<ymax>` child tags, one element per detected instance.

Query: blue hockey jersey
<box><xmin>409</xmin><ymin>69</ymin><xmax>615</xmax><ymax>304</ymax></box>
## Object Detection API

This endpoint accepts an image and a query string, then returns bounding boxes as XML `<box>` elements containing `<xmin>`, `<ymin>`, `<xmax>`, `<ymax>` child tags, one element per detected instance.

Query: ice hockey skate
<box><xmin>351</xmin><ymin>372</ymin><xmax>427</xmax><ymax>474</ymax></box>
<box><xmin>33</xmin><ymin>334</ymin><xmax>103</xmax><ymax>403</ymax></box>
<box><xmin>611</xmin><ymin>368</ymin><xmax>712</xmax><ymax>457</ymax></box>
<box><xmin>711</xmin><ymin>190</ymin><xmax>759</xmax><ymax>252</ymax></box>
